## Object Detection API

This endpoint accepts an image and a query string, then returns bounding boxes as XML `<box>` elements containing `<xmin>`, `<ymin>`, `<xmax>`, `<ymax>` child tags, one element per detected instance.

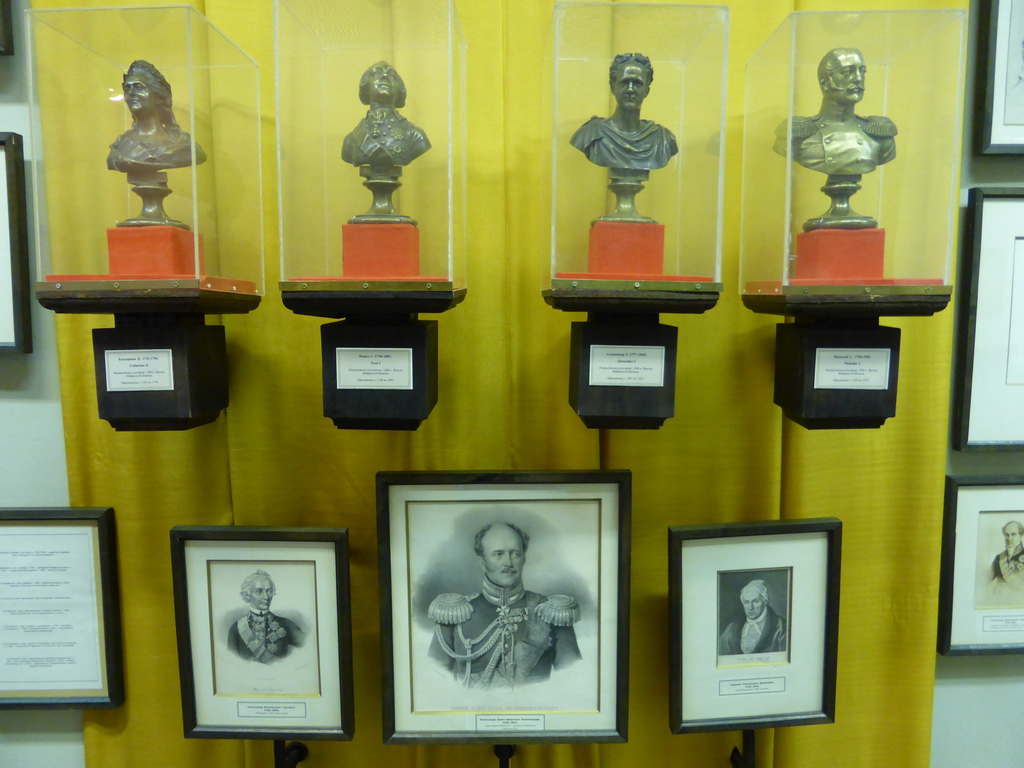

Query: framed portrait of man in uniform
<box><xmin>939</xmin><ymin>476</ymin><xmax>1024</xmax><ymax>655</ymax></box>
<box><xmin>170</xmin><ymin>526</ymin><xmax>354</xmax><ymax>740</ymax></box>
<box><xmin>377</xmin><ymin>470</ymin><xmax>631</xmax><ymax>744</ymax></box>
<box><xmin>669</xmin><ymin>518</ymin><xmax>841</xmax><ymax>734</ymax></box>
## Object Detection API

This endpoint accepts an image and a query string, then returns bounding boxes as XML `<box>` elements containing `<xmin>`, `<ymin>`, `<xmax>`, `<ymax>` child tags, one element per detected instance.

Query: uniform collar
<box><xmin>481</xmin><ymin>576</ymin><xmax>525</xmax><ymax>607</ymax></box>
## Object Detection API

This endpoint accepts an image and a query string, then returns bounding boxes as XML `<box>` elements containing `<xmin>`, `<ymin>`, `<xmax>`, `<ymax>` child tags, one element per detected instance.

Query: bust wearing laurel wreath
<box><xmin>427</xmin><ymin>522</ymin><xmax>582</xmax><ymax>689</ymax></box>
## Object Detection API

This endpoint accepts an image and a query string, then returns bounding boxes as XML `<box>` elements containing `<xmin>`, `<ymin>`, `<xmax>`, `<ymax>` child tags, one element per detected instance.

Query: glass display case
<box><xmin>29</xmin><ymin>5</ymin><xmax>263</xmax><ymax>313</ymax></box>
<box><xmin>740</xmin><ymin>9</ymin><xmax>965</xmax><ymax>316</ymax></box>
<box><xmin>738</xmin><ymin>10</ymin><xmax>966</xmax><ymax>429</ymax></box>
<box><xmin>276</xmin><ymin>0</ymin><xmax>466</xmax><ymax>316</ymax></box>
<box><xmin>546</xmin><ymin>1</ymin><xmax>726</xmax><ymax>312</ymax></box>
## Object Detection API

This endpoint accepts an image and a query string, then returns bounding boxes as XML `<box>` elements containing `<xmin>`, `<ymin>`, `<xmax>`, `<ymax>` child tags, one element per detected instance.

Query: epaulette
<box><xmin>776</xmin><ymin>116</ymin><xmax>818</xmax><ymax>140</ymax></box>
<box><xmin>535</xmin><ymin>594</ymin><xmax>580</xmax><ymax>627</ymax></box>
<box><xmin>863</xmin><ymin>116</ymin><xmax>897</xmax><ymax>137</ymax></box>
<box><xmin>428</xmin><ymin>593</ymin><xmax>476</xmax><ymax>625</ymax></box>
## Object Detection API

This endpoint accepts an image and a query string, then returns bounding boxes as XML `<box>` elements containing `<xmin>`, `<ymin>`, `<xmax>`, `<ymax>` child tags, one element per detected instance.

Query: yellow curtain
<box><xmin>33</xmin><ymin>0</ymin><xmax>965</xmax><ymax>766</ymax></box>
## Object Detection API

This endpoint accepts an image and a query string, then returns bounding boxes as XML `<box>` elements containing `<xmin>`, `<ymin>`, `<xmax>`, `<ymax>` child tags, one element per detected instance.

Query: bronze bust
<box><xmin>571</xmin><ymin>52</ymin><xmax>677</xmax><ymax>171</ymax></box>
<box><xmin>571</xmin><ymin>53</ymin><xmax>677</xmax><ymax>223</ymax></box>
<box><xmin>108</xmin><ymin>60</ymin><xmax>205</xmax><ymax>174</ymax></box>
<box><xmin>342</xmin><ymin>61</ymin><xmax>430</xmax><ymax>223</ymax></box>
<box><xmin>342</xmin><ymin>61</ymin><xmax>430</xmax><ymax>169</ymax></box>
<box><xmin>107</xmin><ymin>60</ymin><xmax>205</xmax><ymax>228</ymax></box>
<box><xmin>776</xmin><ymin>48</ymin><xmax>897</xmax><ymax>231</ymax></box>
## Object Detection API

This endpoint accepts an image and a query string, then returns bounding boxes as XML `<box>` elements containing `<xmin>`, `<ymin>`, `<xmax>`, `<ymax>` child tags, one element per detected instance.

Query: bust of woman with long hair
<box><xmin>107</xmin><ymin>60</ymin><xmax>206</xmax><ymax>174</ymax></box>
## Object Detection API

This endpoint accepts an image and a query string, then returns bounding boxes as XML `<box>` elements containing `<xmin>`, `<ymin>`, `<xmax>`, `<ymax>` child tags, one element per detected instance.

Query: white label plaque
<box><xmin>982</xmin><ymin>615</ymin><xmax>1024</xmax><ymax>633</ymax></box>
<box><xmin>335</xmin><ymin>348</ymin><xmax>414</xmax><ymax>390</ymax></box>
<box><xmin>813</xmin><ymin>348</ymin><xmax>890</xmax><ymax>390</ymax></box>
<box><xmin>104</xmin><ymin>349</ymin><xmax>174</xmax><ymax>392</ymax></box>
<box><xmin>588</xmin><ymin>345</ymin><xmax>665</xmax><ymax>387</ymax></box>
<box><xmin>476</xmin><ymin>714</ymin><xmax>546</xmax><ymax>732</ymax></box>
<box><xmin>237</xmin><ymin>702</ymin><xmax>307</xmax><ymax>719</ymax></box>
<box><xmin>718</xmin><ymin>677</ymin><xmax>786</xmax><ymax>696</ymax></box>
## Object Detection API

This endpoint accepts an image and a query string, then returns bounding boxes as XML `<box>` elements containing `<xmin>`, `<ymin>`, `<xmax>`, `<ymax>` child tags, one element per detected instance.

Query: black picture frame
<box><xmin>938</xmin><ymin>476</ymin><xmax>1024</xmax><ymax>655</ymax></box>
<box><xmin>0</xmin><ymin>133</ymin><xmax>30</xmax><ymax>353</ymax></box>
<box><xmin>976</xmin><ymin>0</ymin><xmax>1024</xmax><ymax>154</ymax></box>
<box><xmin>169</xmin><ymin>526</ymin><xmax>355</xmax><ymax>740</ymax></box>
<box><xmin>377</xmin><ymin>470</ymin><xmax>631</xmax><ymax>744</ymax></box>
<box><xmin>0</xmin><ymin>507</ymin><xmax>123</xmax><ymax>709</ymax></box>
<box><xmin>0</xmin><ymin>0</ymin><xmax>12</xmax><ymax>56</ymax></box>
<box><xmin>952</xmin><ymin>188</ymin><xmax>1024</xmax><ymax>449</ymax></box>
<box><xmin>668</xmin><ymin>518</ymin><xmax>842</xmax><ymax>734</ymax></box>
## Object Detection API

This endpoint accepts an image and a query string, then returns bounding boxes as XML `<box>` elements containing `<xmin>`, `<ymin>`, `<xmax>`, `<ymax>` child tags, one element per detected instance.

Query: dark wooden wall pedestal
<box><xmin>282</xmin><ymin>285</ymin><xmax>465</xmax><ymax>431</ymax></box>
<box><xmin>774</xmin><ymin>318</ymin><xmax>900</xmax><ymax>430</ymax></box>
<box><xmin>93</xmin><ymin>313</ymin><xmax>228</xmax><ymax>431</ymax></box>
<box><xmin>321</xmin><ymin>316</ymin><xmax>438</xmax><ymax>430</ymax></box>
<box><xmin>544</xmin><ymin>282</ymin><xmax>720</xmax><ymax>430</ymax></box>
<box><xmin>570</xmin><ymin>313</ymin><xmax>677</xmax><ymax>429</ymax></box>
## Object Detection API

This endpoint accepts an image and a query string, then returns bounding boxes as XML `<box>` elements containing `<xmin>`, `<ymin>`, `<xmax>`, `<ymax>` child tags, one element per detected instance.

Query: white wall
<box><xmin>0</xmin><ymin>0</ymin><xmax>84</xmax><ymax>765</ymax></box>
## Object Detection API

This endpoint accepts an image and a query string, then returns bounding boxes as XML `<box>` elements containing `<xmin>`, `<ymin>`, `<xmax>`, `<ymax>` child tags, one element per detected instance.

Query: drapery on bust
<box><xmin>570</xmin><ymin>52</ymin><xmax>678</xmax><ymax>171</ymax></box>
<box><xmin>774</xmin><ymin>48</ymin><xmax>896</xmax><ymax>177</ymax></box>
<box><xmin>342</xmin><ymin>61</ymin><xmax>430</xmax><ymax>169</ymax></box>
<box><xmin>107</xmin><ymin>60</ymin><xmax>206</xmax><ymax>174</ymax></box>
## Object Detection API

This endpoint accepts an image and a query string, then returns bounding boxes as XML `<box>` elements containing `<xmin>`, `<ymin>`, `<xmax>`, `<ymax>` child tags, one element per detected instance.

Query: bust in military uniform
<box><xmin>775</xmin><ymin>48</ymin><xmax>897</xmax><ymax>231</ymax></box>
<box><xmin>427</xmin><ymin>522</ymin><xmax>582</xmax><ymax>689</ymax></box>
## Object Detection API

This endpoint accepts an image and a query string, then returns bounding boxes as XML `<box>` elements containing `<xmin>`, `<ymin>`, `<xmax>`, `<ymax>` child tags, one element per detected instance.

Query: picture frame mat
<box><xmin>678</xmin><ymin>531</ymin><xmax>830</xmax><ymax>725</ymax></box>
<box><xmin>957</xmin><ymin>191</ymin><xmax>1024</xmax><ymax>447</ymax></box>
<box><xmin>182</xmin><ymin>539</ymin><xmax>342</xmax><ymax>733</ymax></box>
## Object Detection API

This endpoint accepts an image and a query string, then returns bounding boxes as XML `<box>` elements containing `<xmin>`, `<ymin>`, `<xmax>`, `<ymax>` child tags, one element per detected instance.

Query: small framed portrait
<box><xmin>668</xmin><ymin>518</ymin><xmax>842</xmax><ymax>734</ymax></box>
<box><xmin>376</xmin><ymin>470</ymin><xmax>631</xmax><ymax>744</ymax></box>
<box><xmin>977</xmin><ymin>0</ymin><xmax>1024</xmax><ymax>153</ymax></box>
<box><xmin>169</xmin><ymin>527</ymin><xmax>354</xmax><ymax>740</ymax></box>
<box><xmin>938</xmin><ymin>476</ymin><xmax>1024</xmax><ymax>654</ymax></box>
<box><xmin>0</xmin><ymin>508</ymin><xmax>122</xmax><ymax>708</ymax></box>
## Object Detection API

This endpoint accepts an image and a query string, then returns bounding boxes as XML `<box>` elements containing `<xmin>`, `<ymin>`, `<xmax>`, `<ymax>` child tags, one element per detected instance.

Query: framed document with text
<box><xmin>953</xmin><ymin>188</ymin><xmax>1024</xmax><ymax>449</ymax></box>
<box><xmin>669</xmin><ymin>518</ymin><xmax>841</xmax><ymax>733</ymax></box>
<box><xmin>170</xmin><ymin>527</ymin><xmax>354</xmax><ymax>740</ymax></box>
<box><xmin>939</xmin><ymin>476</ymin><xmax>1024</xmax><ymax>655</ymax></box>
<box><xmin>0</xmin><ymin>508</ymin><xmax>123</xmax><ymax>708</ymax></box>
<box><xmin>377</xmin><ymin>470</ymin><xmax>631</xmax><ymax>744</ymax></box>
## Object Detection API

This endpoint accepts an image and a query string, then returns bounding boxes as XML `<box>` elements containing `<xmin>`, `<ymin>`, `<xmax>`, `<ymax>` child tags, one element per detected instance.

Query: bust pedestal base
<box><xmin>93</xmin><ymin>313</ymin><xmax>227</xmax><ymax>431</ymax></box>
<box><xmin>773</xmin><ymin>318</ymin><xmax>900</xmax><ymax>430</ymax></box>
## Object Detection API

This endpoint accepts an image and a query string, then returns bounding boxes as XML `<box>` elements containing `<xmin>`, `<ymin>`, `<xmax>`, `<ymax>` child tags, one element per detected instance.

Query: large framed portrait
<box><xmin>952</xmin><ymin>188</ymin><xmax>1024</xmax><ymax>449</ymax></box>
<box><xmin>0</xmin><ymin>508</ymin><xmax>123</xmax><ymax>709</ymax></box>
<box><xmin>977</xmin><ymin>0</ymin><xmax>1024</xmax><ymax>153</ymax></box>
<box><xmin>376</xmin><ymin>470</ymin><xmax>631</xmax><ymax>744</ymax></box>
<box><xmin>169</xmin><ymin>527</ymin><xmax>354</xmax><ymax>740</ymax></box>
<box><xmin>668</xmin><ymin>518</ymin><xmax>842</xmax><ymax>734</ymax></box>
<box><xmin>0</xmin><ymin>133</ymin><xmax>30</xmax><ymax>353</ymax></box>
<box><xmin>938</xmin><ymin>476</ymin><xmax>1024</xmax><ymax>655</ymax></box>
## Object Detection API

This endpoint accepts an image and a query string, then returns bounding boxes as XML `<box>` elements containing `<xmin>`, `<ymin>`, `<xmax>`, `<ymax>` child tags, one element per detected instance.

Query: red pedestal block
<box><xmin>107</xmin><ymin>225</ymin><xmax>204</xmax><ymax>276</ymax></box>
<box><xmin>342</xmin><ymin>223</ymin><xmax>420</xmax><ymax>278</ymax></box>
<box><xmin>794</xmin><ymin>228</ymin><xmax>885</xmax><ymax>281</ymax></box>
<box><xmin>588</xmin><ymin>220</ymin><xmax>664</xmax><ymax>275</ymax></box>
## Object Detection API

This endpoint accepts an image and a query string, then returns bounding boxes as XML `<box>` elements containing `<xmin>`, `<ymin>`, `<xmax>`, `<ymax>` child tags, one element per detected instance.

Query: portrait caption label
<box><xmin>718</xmin><ymin>677</ymin><xmax>787</xmax><ymax>696</ymax></box>
<box><xmin>0</xmin><ymin>528</ymin><xmax>102</xmax><ymax>690</ymax></box>
<box><xmin>982</xmin><ymin>615</ymin><xmax>1024</xmax><ymax>633</ymax></box>
<box><xmin>588</xmin><ymin>345</ymin><xmax>665</xmax><ymax>387</ymax></box>
<box><xmin>335</xmin><ymin>347</ymin><xmax>413</xmax><ymax>390</ymax></box>
<box><xmin>813</xmin><ymin>348</ymin><xmax>890</xmax><ymax>390</ymax></box>
<box><xmin>475</xmin><ymin>714</ymin><xmax>546</xmax><ymax>732</ymax></box>
<box><xmin>104</xmin><ymin>349</ymin><xmax>174</xmax><ymax>392</ymax></box>
<box><xmin>236</xmin><ymin>702</ymin><xmax>308</xmax><ymax>719</ymax></box>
